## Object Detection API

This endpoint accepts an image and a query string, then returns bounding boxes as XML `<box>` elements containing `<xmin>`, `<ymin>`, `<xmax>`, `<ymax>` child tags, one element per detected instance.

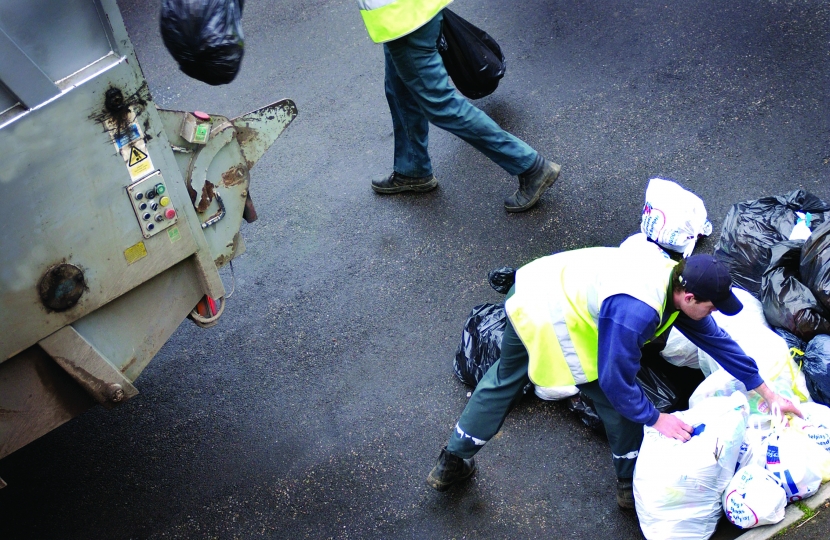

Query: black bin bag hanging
<box><xmin>437</xmin><ymin>9</ymin><xmax>506</xmax><ymax>99</ymax></box>
<box><xmin>160</xmin><ymin>0</ymin><xmax>245</xmax><ymax>86</ymax></box>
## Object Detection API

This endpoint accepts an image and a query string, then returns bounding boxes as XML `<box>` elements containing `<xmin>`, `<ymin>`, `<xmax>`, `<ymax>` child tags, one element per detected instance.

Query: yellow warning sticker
<box><xmin>128</xmin><ymin>146</ymin><xmax>148</xmax><ymax>166</ymax></box>
<box><xmin>121</xmin><ymin>140</ymin><xmax>154</xmax><ymax>181</ymax></box>
<box><xmin>124</xmin><ymin>241</ymin><xmax>148</xmax><ymax>265</ymax></box>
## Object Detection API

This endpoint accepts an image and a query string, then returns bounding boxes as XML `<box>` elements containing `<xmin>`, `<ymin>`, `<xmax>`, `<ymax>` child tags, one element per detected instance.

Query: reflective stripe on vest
<box><xmin>358</xmin><ymin>0</ymin><xmax>453</xmax><ymax>43</ymax></box>
<box><xmin>505</xmin><ymin>248</ymin><xmax>678</xmax><ymax>388</ymax></box>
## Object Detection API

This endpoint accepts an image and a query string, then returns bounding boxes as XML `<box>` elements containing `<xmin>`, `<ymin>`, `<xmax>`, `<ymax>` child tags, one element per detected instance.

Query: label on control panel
<box><xmin>124</xmin><ymin>241</ymin><xmax>148</xmax><ymax>265</ymax></box>
<box><xmin>106</xmin><ymin>113</ymin><xmax>155</xmax><ymax>182</ymax></box>
<box><xmin>126</xmin><ymin>171</ymin><xmax>179</xmax><ymax>239</ymax></box>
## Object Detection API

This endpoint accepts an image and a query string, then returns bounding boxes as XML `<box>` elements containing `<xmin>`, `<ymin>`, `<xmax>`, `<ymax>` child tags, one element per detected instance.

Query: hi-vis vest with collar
<box><xmin>358</xmin><ymin>0</ymin><xmax>453</xmax><ymax>43</ymax></box>
<box><xmin>505</xmin><ymin>247</ymin><xmax>679</xmax><ymax>388</ymax></box>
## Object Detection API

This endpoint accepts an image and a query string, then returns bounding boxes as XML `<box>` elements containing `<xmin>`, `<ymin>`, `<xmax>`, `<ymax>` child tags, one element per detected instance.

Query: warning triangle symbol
<box><xmin>128</xmin><ymin>146</ymin><xmax>148</xmax><ymax>166</ymax></box>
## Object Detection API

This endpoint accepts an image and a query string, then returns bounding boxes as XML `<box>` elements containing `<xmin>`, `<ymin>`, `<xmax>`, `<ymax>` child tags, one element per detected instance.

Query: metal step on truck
<box><xmin>0</xmin><ymin>0</ymin><xmax>296</xmax><ymax>488</ymax></box>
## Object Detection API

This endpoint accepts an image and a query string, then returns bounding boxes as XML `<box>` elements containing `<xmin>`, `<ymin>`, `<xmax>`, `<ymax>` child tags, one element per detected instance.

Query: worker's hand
<box><xmin>765</xmin><ymin>393</ymin><xmax>804</xmax><ymax>419</ymax></box>
<box><xmin>652</xmin><ymin>413</ymin><xmax>693</xmax><ymax>442</ymax></box>
<box><xmin>753</xmin><ymin>382</ymin><xmax>804</xmax><ymax>419</ymax></box>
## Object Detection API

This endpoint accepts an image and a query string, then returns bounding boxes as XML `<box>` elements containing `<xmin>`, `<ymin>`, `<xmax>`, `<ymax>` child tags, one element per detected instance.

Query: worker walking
<box><xmin>426</xmin><ymin>250</ymin><xmax>802</xmax><ymax>508</ymax></box>
<box><xmin>357</xmin><ymin>1</ymin><xmax>561</xmax><ymax>212</ymax></box>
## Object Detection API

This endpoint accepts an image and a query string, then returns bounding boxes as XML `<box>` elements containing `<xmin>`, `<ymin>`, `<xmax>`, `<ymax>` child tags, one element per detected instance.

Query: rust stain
<box><xmin>221</xmin><ymin>166</ymin><xmax>247</xmax><ymax>187</ymax></box>
<box><xmin>234</xmin><ymin>125</ymin><xmax>258</xmax><ymax>146</ymax></box>
<box><xmin>120</xmin><ymin>356</ymin><xmax>138</xmax><ymax>374</ymax></box>
<box><xmin>196</xmin><ymin>181</ymin><xmax>216</xmax><ymax>213</ymax></box>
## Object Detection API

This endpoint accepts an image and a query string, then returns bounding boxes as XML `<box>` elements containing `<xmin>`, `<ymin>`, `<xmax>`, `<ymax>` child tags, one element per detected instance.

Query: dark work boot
<box><xmin>426</xmin><ymin>447</ymin><xmax>476</xmax><ymax>492</ymax></box>
<box><xmin>371</xmin><ymin>172</ymin><xmax>438</xmax><ymax>194</ymax></box>
<box><xmin>616</xmin><ymin>478</ymin><xmax>635</xmax><ymax>509</ymax></box>
<box><xmin>504</xmin><ymin>156</ymin><xmax>561</xmax><ymax>212</ymax></box>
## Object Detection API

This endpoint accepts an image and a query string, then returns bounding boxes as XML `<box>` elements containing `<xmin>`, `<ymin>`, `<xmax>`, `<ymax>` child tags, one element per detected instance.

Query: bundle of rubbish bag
<box><xmin>160</xmin><ymin>0</ymin><xmax>245</xmax><ymax>85</ymax></box>
<box><xmin>452</xmin><ymin>179</ymin><xmax>830</xmax><ymax>539</ymax></box>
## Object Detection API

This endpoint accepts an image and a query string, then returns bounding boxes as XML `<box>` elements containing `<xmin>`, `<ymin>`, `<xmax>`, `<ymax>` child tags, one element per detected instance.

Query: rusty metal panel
<box><xmin>157</xmin><ymin>100</ymin><xmax>297</xmax><ymax>267</ymax></box>
<box><xmin>38</xmin><ymin>325</ymin><xmax>139</xmax><ymax>408</ymax></box>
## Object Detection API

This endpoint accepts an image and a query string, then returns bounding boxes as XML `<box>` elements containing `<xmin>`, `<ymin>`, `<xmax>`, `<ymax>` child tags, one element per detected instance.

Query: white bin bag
<box><xmin>640</xmin><ymin>178</ymin><xmax>713</xmax><ymax>257</ymax></box>
<box><xmin>722</xmin><ymin>464</ymin><xmax>786</xmax><ymax>529</ymax></box>
<box><xmin>619</xmin><ymin>232</ymin><xmax>672</xmax><ymax>260</ymax></box>
<box><xmin>661</xmin><ymin>327</ymin><xmax>701</xmax><ymax>369</ymax></box>
<box><xmin>634</xmin><ymin>393</ymin><xmax>749</xmax><ymax>540</ymax></box>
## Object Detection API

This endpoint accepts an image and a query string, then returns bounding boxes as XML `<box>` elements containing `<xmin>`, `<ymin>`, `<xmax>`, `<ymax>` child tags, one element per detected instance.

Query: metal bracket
<box><xmin>38</xmin><ymin>326</ymin><xmax>139</xmax><ymax>409</ymax></box>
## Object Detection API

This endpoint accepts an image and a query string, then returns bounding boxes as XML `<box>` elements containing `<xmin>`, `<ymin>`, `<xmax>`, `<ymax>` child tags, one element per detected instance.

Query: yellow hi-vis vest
<box><xmin>505</xmin><ymin>247</ymin><xmax>678</xmax><ymax>388</ymax></box>
<box><xmin>358</xmin><ymin>0</ymin><xmax>453</xmax><ymax>43</ymax></box>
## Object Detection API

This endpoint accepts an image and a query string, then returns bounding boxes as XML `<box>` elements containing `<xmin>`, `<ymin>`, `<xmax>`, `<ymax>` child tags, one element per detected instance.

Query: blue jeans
<box><xmin>383</xmin><ymin>11</ymin><xmax>537</xmax><ymax>178</ymax></box>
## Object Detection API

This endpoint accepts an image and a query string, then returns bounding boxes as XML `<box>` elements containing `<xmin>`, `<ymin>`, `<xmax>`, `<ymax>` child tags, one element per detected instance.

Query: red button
<box><xmin>164</xmin><ymin>208</ymin><xmax>176</xmax><ymax>219</ymax></box>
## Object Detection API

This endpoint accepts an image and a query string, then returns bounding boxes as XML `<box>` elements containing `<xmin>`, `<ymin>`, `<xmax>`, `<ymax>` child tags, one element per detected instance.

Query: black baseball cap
<box><xmin>679</xmin><ymin>254</ymin><xmax>743</xmax><ymax>315</ymax></box>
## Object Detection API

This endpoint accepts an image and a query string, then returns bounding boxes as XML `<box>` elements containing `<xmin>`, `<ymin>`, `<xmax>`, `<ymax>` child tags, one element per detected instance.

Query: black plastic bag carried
<box><xmin>803</xmin><ymin>334</ymin><xmax>830</xmax><ymax>406</ymax></box>
<box><xmin>453</xmin><ymin>303</ymin><xmax>507</xmax><ymax>387</ymax></box>
<box><xmin>801</xmin><ymin>219</ymin><xmax>830</xmax><ymax>313</ymax></box>
<box><xmin>437</xmin><ymin>9</ymin><xmax>506</xmax><ymax>99</ymax></box>
<box><xmin>760</xmin><ymin>240</ymin><xmax>830</xmax><ymax>340</ymax></box>
<box><xmin>714</xmin><ymin>190</ymin><xmax>830</xmax><ymax>296</ymax></box>
<box><xmin>160</xmin><ymin>0</ymin><xmax>245</xmax><ymax>86</ymax></box>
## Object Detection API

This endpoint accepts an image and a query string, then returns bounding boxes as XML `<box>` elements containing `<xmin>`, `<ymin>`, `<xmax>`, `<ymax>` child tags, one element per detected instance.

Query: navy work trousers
<box><xmin>445</xmin><ymin>294</ymin><xmax>645</xmax><ymax>480</ymax></box>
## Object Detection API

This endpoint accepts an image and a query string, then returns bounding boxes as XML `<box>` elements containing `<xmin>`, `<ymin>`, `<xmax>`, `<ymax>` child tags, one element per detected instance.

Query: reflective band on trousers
<box><xmin>358</xmin><ymin>0</ymin><xmax>453</xmax><ymax>43</ymax></box>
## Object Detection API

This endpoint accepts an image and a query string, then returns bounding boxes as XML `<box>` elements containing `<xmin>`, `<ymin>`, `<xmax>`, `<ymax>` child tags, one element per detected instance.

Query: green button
<box><xmin>155</xmin><ymin>183</ymin><xmax>166</xmax><ymax>195</ymax></box>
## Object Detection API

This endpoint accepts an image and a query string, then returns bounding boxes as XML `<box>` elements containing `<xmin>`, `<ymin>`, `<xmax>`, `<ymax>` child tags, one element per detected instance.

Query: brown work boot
<box><xmin>617</xmin><ymin>478</ymin><xmax>635</xmax><ymax>509</ymax></box>
<box><xmin>504</xmin><ymin>156</ymin><xmax>560</xmax><ymax>212</ymax></box>
<box><xmin>371</xmin><ymin>172</ymin><xmax>438</xmax><ymax>194</ymax></box>
<box><xmin>426</xmin><ymin>447</ymin><xmax>476</xmax><ymax>492</ymax></box>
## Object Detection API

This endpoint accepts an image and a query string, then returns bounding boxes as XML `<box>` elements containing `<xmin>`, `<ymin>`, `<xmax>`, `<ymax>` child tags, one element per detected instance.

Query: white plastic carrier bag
<box><xmin>689</xmin><ymin>370</ymin><xmax>801</xmax><ymax>416</ymax></box>
<box><xmin>764</xmin><ymin>405</ymin><xmax>823</xmax><ymax>502</ymax></box>
<box><xmin>790</xmin><ymin>402</ymin><xmax>830</xmax><ymax>452</ymax></box>
<box><xmin>640</xmin><ymin>178</ymin><xmax>713</xmax><ymax>257</ymax></box>
<box><xmin>722</xmin><ymin>464</ymin><xmax>787</xmax><ymax>529</ymax></box>
<box><xmin>693</xmin><ymin>289</ymin><xmax>812</xmax><ymax>402</ymax></box>
<box><xmin>634</xmin><ymin>393</ymin><xmax>749</xmax><ymax>540</ymax></box>
<box><xmin>735</xmin><ymin>415</ymin><xmax>773</xmax><ymax>473</ymax></box>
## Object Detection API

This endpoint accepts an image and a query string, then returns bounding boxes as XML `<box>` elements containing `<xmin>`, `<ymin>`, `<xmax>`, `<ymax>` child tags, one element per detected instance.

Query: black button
<box><xmin>147</xmin><ymin>223</ymin><xmax>155</xmax><ymax>231</ymax></box>
<box><xmin>146</xmin><ymin>189</ymin><xmax>157</xmax><ymax>199</ymax></box>
<box><xmin>150</xmin><ymin>202</ymin><xmax>158</xmax><ymax>211</ymax></box>
<box><xmin>142</xmin><ymin>212</ymin><xmax>151</xmax><ymax>220</ymax></box>
<box><xmin>138</xmin><ymin>202</ymin><xmax>147</xmax><ymax>210</ymax></box>
<box><xmin>135</xmin><ymin>192</ymin><xmax>143</xmax><ymax>200</ymax></box>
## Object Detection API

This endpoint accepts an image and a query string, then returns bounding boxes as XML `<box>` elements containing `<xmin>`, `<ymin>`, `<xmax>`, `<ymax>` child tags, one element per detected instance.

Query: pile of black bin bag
<box><xmin>715</xmin><ymin>189</ymin><xmax>830</xmax><ymax>405</ymax></box>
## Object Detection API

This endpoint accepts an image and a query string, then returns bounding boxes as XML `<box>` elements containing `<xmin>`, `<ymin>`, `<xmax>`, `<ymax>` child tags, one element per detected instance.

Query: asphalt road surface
<box><xmin>1</xmin><ymin>0</ymin><xmax>829</xmax><ymax>539</ymax></box>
